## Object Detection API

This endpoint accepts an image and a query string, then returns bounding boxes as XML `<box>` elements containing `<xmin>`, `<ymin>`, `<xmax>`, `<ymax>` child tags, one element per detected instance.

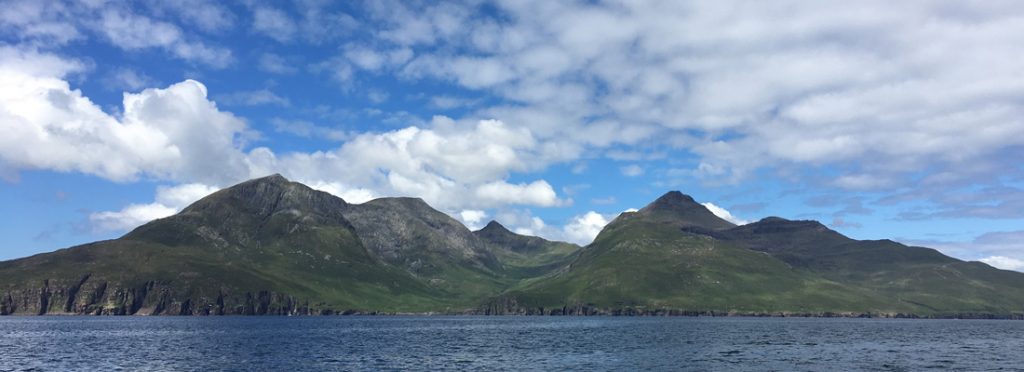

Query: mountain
<box><xmin>473</xmin><ymin>221</ymin><xmax>580</xmax><ymax>278</ymax></box>
<box><xmin>0</xmin><ymin>175</ymin><xmax>576</xmax><ymax>315</ymax></box>
<box><xmin>634</xmin><ymin>191</ymin><xmax>736</xmax><ymax>231</ymax></box>
<box><xmin>490</xmin><ymin>192</ymin><xmax>1024</xmax><ymax>317</ymax></box>
<box><xmin>490</xmin><ymin>193</ymin><xmax>885</xmax><ymax>315</ymax></box>
<box><xmin>2</xmin><ymin>180</ymin><xmax>1023</xmax><ymax>318</ymax></box>
<box><xmin>724</xmin><ymin>217</ymin><xmax>1024</xmax><ymax>314</ymax></box>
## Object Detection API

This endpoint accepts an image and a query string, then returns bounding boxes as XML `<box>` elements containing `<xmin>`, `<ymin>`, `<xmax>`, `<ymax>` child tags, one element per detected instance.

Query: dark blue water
<box><xmin>1</xmin><ymin>317</ymin><xmax>1022</xmax><ymax>371</ymax></box>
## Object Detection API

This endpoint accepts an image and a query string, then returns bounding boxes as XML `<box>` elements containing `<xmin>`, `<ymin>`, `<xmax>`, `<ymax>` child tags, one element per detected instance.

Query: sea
<box><xmin>0</xmin><ymin>316</ymin><xmax>1021</xmax><ymax>371</ymax></box>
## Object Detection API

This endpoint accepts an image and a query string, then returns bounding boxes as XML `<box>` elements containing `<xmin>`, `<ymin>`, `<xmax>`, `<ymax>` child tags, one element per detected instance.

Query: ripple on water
<box><xmin>0</xmin><ymin>317</ymin><xmax>1022</xmax><ymax>371</ymax></box>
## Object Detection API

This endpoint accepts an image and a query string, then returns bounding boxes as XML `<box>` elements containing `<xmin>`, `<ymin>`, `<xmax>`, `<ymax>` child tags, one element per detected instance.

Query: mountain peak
<box><xmin>654</xmin><ymin>190</ymin><xmax>697</xmax><ymax>205</ymax></box>
<box><xmin>251</xmin><ymin>173</ymin><xmax>289</xmax><ymax>184</ymax></box>
<box><xmin>480</xmin><ymin>220</ymin><xmax>511</xmax><ymax>233</ymax></box>
<box><xmin>635</xmin><ymin>191</ymin><xmax>735</xmax><ymax>230</ymax></box>
<box><xmin>178</xmin><ymin>174</ymin><xmax>346</xmax><ymax>218</ymax></box>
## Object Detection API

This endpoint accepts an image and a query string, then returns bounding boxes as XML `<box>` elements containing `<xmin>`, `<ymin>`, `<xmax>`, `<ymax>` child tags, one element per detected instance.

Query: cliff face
<box><xmin>0</xmin><ymin>275</ymin><xmax>336</xmax><ymax>316</ymax></box>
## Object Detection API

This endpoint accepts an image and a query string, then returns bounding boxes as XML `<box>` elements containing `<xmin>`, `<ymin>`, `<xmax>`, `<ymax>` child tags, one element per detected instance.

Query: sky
<box><xmin>2</xmin><ymin>1</ymin><xmax>1024</xmax><ymax>271</ymax></box>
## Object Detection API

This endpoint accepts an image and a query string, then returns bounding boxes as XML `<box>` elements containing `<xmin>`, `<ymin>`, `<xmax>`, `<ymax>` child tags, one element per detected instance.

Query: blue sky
<box><xmin>2</xmin><ymin>1</ymin><xmax>1024</xmax><ymax>271</ymax></box>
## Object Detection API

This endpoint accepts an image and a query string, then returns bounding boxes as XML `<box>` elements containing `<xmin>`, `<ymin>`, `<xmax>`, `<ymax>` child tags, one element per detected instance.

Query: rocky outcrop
<box><xmin>476</xmin><ymin>297</ymin><xmax>1024</xmax><ymax>319</ymax></box>
<box><xmin>0</xmin><ymin>276</ymin><xmax>332</xmax><ymax>316</ymax></box>
<box><xmin>343</xmin><ymin>197</ymin><xmax>501</xmax><ymax>274</ymax></box>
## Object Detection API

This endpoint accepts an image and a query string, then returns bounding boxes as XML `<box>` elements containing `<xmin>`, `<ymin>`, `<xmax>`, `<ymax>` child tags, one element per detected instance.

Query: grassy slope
<box><xmin>503</xmin><ymin>216</ymin><xmax>899</xmax><ymax>313</ymax></box>
<box><xmin>473</xmin><ymin>221</ymin><xmax>581</xmax><ymax>279</ymax></box>
<box><xmin>724</xmin><ymin>218</ymin><xmax>1024</xmax><ymax>315</ymax></box>
<box><xmin>4</xmin><ymin>183</ymin><xmax>1024</xmax><ymax>316</ymax></box>
<box><xmin>0</xmin><ymin>208</ymin><xmax>450</xmax><ymax>313</ymax></box>
<box><xmin>340</xmin><ymin>198</ymin><xmax>516</xmax><ymax>307</ymax></box>
<box><xmin>0</xmin><ymin>177</ymin><xmax>579</xmax><ymax>313</ymax></box>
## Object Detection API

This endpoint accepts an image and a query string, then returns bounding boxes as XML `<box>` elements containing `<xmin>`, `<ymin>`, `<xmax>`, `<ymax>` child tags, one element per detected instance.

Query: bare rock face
<box><xmin>0</xmin><ymin>274</ymin><xmax>324</xmax><ymax>316</ymax></box>
<box><xmin>342</xmin><ymin>197</ymin><xmax>500</xmax><ymax>275</ymax></box>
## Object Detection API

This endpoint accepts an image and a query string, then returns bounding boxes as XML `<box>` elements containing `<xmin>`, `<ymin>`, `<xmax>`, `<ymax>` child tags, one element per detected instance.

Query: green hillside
<box><xmin>2</xmin><ymin>177</ymin><xmax>1023</xmax><ymax>318</ymax></box>
<box><xmin>0</xmin><ymin>175</ymin><xmax>576</xmax><ymax>315</ymax></box>
<box><xmin>491</xmin><ymin>192</ymin><xmax>1024</xmax><ymax>317</ymax></box>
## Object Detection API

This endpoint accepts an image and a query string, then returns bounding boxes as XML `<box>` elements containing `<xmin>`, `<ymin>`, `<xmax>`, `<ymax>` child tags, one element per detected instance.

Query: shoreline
<box><xmin>3</xmin><ymin>311</ymin><xmax>1022</xmax><ymax>320</ymax></box>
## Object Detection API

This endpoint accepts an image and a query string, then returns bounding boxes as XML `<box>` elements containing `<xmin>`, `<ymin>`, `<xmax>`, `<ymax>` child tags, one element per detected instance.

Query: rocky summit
<box><xmin>2</xmin><ymin>176</ymin><xmax>1023</xmax><ymax>318</ymax></box>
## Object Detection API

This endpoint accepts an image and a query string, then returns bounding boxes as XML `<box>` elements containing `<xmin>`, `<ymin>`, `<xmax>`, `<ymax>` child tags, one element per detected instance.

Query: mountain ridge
<box><xmin>2</xmin><ymin>175</ymin><xmax>1022</xmax><ymax>318</ymax></box>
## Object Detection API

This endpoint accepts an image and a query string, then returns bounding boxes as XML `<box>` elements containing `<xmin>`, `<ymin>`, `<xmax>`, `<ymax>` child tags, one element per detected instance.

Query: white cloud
<box><xmin>258</xmin><ymin>53</ymin><xmax>297</xmax><ymax>74</ymax></box>
<box><xmin>0</xmin><ymin>0</ymin><xmax>81</xmax><ymax>46</ymax></box>
<box><xmin>901</xmin><ymin>230</ymin><xmax>1024</xmax><ymax>272</ymax></box>
<box><xmin>1</xmin><ymin>48</ymin><xmax>572</xmax><ymax>222</ymax></box>
<box><xmin>153</xmin><ymin>183</ymin><xmax>219</xmax><ymax>208</ymax></box>
<box><xmin>0</xmin><ymin>48</ymin><xmax>252</xmax><ymax>184</ymax></box>
<box><xmin>305</xmin><ymin>181</ymin><xmax>375</xmax><ymax>204</ymax></box>
<box><xmin>105</xmin><ymin>67</ymin><xmax>157</xmax><ymax>91</ymax></box>
<box><xmin>89</xmin><ymin>203</ymin><xmax>177</xmax><ymax>232</ymax></box>
<box><xmin>271</xmin><ymin>118</ymin><xmax>347</xmax><ymax>141</ymax></box>
<box><xmin>149</xmin><ymin>0</ymin><xmax>235</xmax><ymax>33</ymax></box>
<box><xmin>458</xmin><ymin>209</ymin><xmax>488</xmax><ymax>230</ymax></box>
<box><xmin>700</xmin><ymin>202</ymin><xmax>747</xmax><ymax>225</ymax></box>
<box><xmin>474</xmin><ymin>180</ymin><xmax>564</xmax><ymax>208</ymax></box>
<box><xmin>216</xmin><ymin>89</ymin><xmax>290</xmax><ymax>106</ymax></box>
<box><xmin>430</xmin><ymin>95</ymin><xmax>479</xmax><ymax>110</ymax></box>
<box><xmin>98</xmin><ymin>9</ymin><xmax>231</xmax><ymax>68</ymax></box>
<box><xmin>251</xmin><ymin>6</ymin><xmax>297</xmax><ymax>43</ymax></box>
<box><xmin>980</xmin><ymin>256</ymin><xmax>1024</xmax><ymax>272</ymax></box>
<box><xmin>620</xmin><ymin>164</ymin><xmax>644</xmax><ymax>177</ymax></box>
<box><xmin>89</xmin><ymin>183</ymin><xmax>217</xmax><ymax>232</ymax></box>
<box><xmin>358</xmin><ymin>1</ymin><xmax>1024</xmax><ymax>203</ymax></box>
<box><xmin>344</xmin><ymin>45</ymin><xmax>413</xmax><ymax>71</ymax></box>
<box><xmin>562</xmin><ymin>211</ymin><xmax>610</xmax><ymax>245</ymax></box>
<box><xmin>259</xmin><ymin>117</ymin><xmax>575</xmax><ymax>211</ymax></box>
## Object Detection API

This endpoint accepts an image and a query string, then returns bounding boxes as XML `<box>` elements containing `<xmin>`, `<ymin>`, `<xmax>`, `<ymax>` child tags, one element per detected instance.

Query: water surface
<box><xmin>0</xmin><ymin>316</ymin><xmax>1021</xmax><ymax>371</ymax></box>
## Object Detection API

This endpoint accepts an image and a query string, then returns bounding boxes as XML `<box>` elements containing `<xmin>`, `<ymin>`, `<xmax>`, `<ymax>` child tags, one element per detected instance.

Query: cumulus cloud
<box><xmin>700</xmin><ymin>202</ymin><xmax>747</xmax><ymax>225</ymax></box>
<box><xmin>19</xmin><ymin>1</ymin><xmax>1024</xmax><ymax>244</ymax></box>
<box><xmin>474</xmin><ymin>180</ymin><xmax>564</xmax><ymax>208</ymax></box>
<box><xmin>89</xmin><ymin>203</ymin><xmax>177</xmax><ymax>232</ymax></box>
<box><xmin>0</xmin><ymin>47</ymin><xmax>253</xmax><ymax>184</ymax></box>
<box><xmin>492</xmin><ymin>209</ymin><xmax>552</xmax><ymax>238</ymax></box>
<box><xmin>89</xmin><ymin>183</ymin><xmax>217</xmax><ymax>232</ymax></box>
<box><xmin>0</xmin><ymin>48</ymin><xmax>572</xmax><ymax>231</ymax></box>
<box><xmin>458</xmin><ymin>209</ymin><xmax>488</xmax><ymax>230</ymax></box>
<box><xmin>488</xmin><ymin>208</ymin><xmax>613</xmax><ymax>245</ymax></box>
<box><xmin>304</xmin><ymin>181</ymin><xmax>375</xmax><ymax>204</ymax></box>
<box><xmin>258</xmin><ymin>117</ymin><xmax>575</xmax><ymax>211</ymax></box>
<box><xmin>562</xmin><ymin>211</ymin><xmax>610</xmax><ymax>245</ymax></box>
